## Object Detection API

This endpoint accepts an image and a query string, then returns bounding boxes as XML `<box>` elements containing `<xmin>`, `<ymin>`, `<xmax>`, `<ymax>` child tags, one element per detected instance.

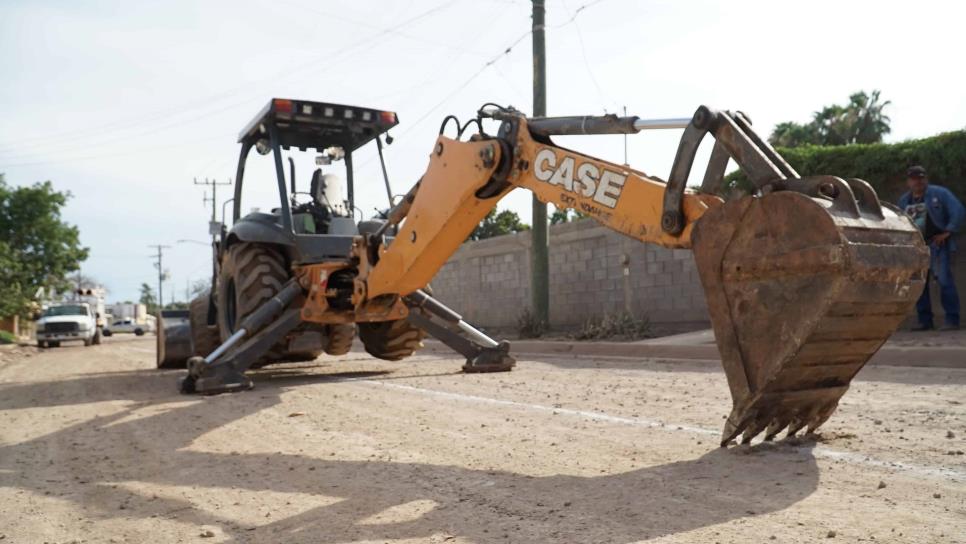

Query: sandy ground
<box><xmin>0</xmin><ymin>336</ymin><xmax>963</xmax><ymax>544</ymax></box>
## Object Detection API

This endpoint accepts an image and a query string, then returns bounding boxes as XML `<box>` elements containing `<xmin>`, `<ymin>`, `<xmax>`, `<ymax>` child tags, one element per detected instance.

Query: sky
<box><xmin>2</xmin><ymin>0</ymin><xmax>966</xmax><ymax>303</ymax></box>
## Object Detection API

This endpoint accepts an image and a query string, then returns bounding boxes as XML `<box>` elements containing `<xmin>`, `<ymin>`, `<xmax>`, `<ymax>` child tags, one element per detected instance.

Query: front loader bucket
<box><xmin>157</xmin><ymin>322</ymin><xmax>192</xmax><ymax>369</ymax></box>
<box><xmin>692</xmin><ymin>184</ymin><xmax>928</xmax><ymax>445</ymax></box>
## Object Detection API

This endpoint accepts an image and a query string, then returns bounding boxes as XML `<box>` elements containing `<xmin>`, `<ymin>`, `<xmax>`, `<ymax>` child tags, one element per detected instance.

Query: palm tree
<box><xmin>847</xmin><ymin>90</ymin><xmax>892</xmax><ymax>144</ymax></box>
<box><xmin>768</xmin><ymin>90</ymin><xmax>891</xmax><ymax>147</ymax></box>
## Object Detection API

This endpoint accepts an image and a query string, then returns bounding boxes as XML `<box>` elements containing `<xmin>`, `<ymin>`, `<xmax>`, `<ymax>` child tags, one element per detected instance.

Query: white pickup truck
<box><xmin>35</xmin><ymin>303</ymin><xmax>100</xmax><ymax>347</ymax></box>
<box><xmin>102</xmin><ymin>317</ymin><xmax>154</xmax><ymax>337</ymax></box>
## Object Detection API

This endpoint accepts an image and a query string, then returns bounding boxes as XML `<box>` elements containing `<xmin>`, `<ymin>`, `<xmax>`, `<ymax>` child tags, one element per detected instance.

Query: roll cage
<box><xmin>232</xmin><ymin>98</ymin><xmax>400</xmax><ymax>232</ymax></box>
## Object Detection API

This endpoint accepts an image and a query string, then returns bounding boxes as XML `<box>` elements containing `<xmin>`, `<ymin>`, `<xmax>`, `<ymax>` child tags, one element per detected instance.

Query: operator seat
<box><xmin>308</xmin><ymin>169</ymin><xmax>356</xmax><ymax>236</ymax></box>
<box><xmin>310</xmin><ymin>169</ymin><xmax>349</xmax><ymax>217</ymax></box>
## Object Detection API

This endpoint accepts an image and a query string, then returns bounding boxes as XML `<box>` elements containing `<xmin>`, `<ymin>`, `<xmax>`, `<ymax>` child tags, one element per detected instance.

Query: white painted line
<box><xmin>520</xmin><ymin>351</ymin><xmax>721</xmax><ymax>364</ymax></box>
<box><xmin>359</xmin><ymin>380</ymin><xmax>966</xmax><ymax>483</ymax></box>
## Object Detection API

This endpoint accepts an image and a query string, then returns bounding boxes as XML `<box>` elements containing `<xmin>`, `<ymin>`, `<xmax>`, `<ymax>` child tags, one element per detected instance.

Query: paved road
<box><xmin>0</xmin><ymin>336</ymin><xmax>963</xmax><ymax>543</ymax></box>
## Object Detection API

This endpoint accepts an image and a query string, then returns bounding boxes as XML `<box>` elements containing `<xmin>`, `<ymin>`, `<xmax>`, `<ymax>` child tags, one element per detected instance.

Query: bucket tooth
<box><xmin>786</xmin><ymin>417</ymin><xmax>808</xmax><ymax>438</ymax></box>
<box><xmin>806</xmin><ymin>401</ymin><xmax>838</xmax><ymax>434</ymax></box>
<box><xmin>692</xmin><ymin>187</ymin><xmax>928</xmax><ymax>447</ymax></box>
<box><xmin>741</xmin><ymin>416</ymin><xmax>772</xmax><ymax>444</ymax></box>
<box><xmin>721</xmin><ymin>408</ymin><xmax>753</xmax><ymax>446</ymax></box>
<box><xmin>764</xmin><ymin>414</ymin><xmax>793</xmax><ymax>441</ymax></box>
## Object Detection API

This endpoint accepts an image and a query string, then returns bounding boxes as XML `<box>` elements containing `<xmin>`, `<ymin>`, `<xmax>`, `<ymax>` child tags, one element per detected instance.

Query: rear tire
<box><xmin>134</xmin><ymin>328</ymin><xmax>145</xmax><ymax>336</ymax></box>
<box><xmin>324</xmin><ymin>324</ymin><xmax>355</xmax><ymax>356</ymax></box>
<box><xmin>102</xmin><ymin>329</ymin><xmax>113</xmax><ymax>337</ymax></box>
<box><xmin>189</xmin><ymin>293</ymin><xmax>220</xmax><ymax>358</ymax></box>
<box><xmin>357</xmin><ymin>318</ymin><xmax>426</xmax><ymax>361</ymax></box>
<box><xmin>217</xmin><ymin>243</ymin><xmax>323</xmax><ymax>364</ymax></box>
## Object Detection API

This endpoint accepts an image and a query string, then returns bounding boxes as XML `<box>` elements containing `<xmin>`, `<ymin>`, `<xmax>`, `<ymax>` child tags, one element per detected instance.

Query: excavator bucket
<box><xmin>691</xmin><ymin>180</ymin><xmax>928</xmax><ymax>445</ymax></box>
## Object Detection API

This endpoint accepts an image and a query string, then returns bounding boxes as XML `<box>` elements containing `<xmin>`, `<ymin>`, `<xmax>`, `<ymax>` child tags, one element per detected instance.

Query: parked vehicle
<box><xmin>74</xmin><ymin>289</ymin><xmax>106</xmax><ymax>332</ymax></box>
<box><xmin>109</xmin><ymin>303</ymin><xmax>147</xmax><ymax>323</ymax></box>
<box><xmin>102</xmin><ymin>318</ymin><xmax>154</xmax><ymax>337</ymax></box>
<box><xmin>35</xmin><ymin>303</ymin><xmax>100</xmax><ymax>347</ymax></box>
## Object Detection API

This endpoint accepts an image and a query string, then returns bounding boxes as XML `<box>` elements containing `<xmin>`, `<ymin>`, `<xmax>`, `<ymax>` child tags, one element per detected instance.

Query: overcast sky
<box><xmin>3</xmin><ymin>0</ymin><xmax>965</xmax><ymax>303</ymax></box>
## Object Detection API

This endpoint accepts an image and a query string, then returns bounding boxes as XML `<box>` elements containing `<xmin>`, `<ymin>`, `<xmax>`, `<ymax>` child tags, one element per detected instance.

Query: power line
<box><xmin>354</xmin><ymin>0</ymin><xmax>609</xmax><ymax>176</ymax></box>
<box><xmin>397</xmin><ymin>0</ymin><xmax>609</xmax><ymax>137</ymax></box>
<box><xmin>276</xmin><ymin>0</ymin><xmax>491</xmax><ymax>56</ymax></box>
<box><xmin>0</xmin><ymin>132</ymin><xmax>232</xmax><ymax>169</ymax></box>
<box><xmin>0</xmin><ymin>96</ymin><xmax>261</xmax><ymax>163</ymax></box>
<box><xmin>401</xmin><ymin>30</ymin><xmax>532</xmax><ymax>136</ymax></box>
<box><xmin>0</xmin><ymin>0</ymin><xmax>462</xmax><ymax>155</ymax></box>
<box><xmin>562</xmin><ymin>0</ymin><xmax>611</xmax><ymax>112</ymax></box>
<box><xmin>552</xmin><ymin>0</ymin><xmax>607</xmax><ymax>28</ymax></box>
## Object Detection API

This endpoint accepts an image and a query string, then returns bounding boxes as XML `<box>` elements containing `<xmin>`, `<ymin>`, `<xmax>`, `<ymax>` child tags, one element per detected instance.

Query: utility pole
<box><xmin>148</xmin><ymin>244</ymin><xmax>171</xmax><ymax>311</ymax></box>
<box><xmin>623</xmin><ymin>105</ymin><xmax>629</xmax><ymax>165</ymax></box>
<box><xmin>531</xmin><ymin>0</ymin><xmax>550</xmax><ymax>329</ymax></box>
<box><xmin>194</xmin><ymin>177</ymin><xmax>232</xmax><ymax>241</ymax></box>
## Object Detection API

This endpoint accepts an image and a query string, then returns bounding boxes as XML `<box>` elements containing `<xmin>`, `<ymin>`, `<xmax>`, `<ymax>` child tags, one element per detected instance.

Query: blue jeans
<box><xmin>917</xmin><ymin>243</ymin><xmax>960</xmax><ymax>327</ymax></box>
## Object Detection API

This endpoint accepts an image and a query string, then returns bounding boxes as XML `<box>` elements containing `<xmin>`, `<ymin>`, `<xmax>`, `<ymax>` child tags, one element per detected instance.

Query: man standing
<box><xmin>898</xmin><ymin>166</ymin><xmax>965</xmax><ymax>330</ymax></box>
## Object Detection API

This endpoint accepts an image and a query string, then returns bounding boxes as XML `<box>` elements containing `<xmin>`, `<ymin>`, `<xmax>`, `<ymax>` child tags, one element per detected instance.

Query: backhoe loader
<box><xmin>171</xmin><ymin>98</ymin><xmax>928</xmax><ymax>446</ymax></box>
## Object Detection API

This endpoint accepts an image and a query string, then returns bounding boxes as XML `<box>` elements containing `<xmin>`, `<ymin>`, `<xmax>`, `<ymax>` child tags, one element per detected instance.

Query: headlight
<box><xmin>36</xmin><ymin>323</ymin><xmax>45</xmax><ymax>332</ymax></box>
<box><xmin>78</xmin><ymin>322</ymin><xmax>90</xmax><ymax>331</ymax></box>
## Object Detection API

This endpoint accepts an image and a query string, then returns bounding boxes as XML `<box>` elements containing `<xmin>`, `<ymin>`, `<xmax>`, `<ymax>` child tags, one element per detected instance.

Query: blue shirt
<box><xmin>898</xmin><ymin>184</ymin><xmax>966</xmax><ymax>250</ymax></box>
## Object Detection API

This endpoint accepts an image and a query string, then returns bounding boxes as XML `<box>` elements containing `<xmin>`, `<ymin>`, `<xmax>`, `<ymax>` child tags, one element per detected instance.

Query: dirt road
<box><xmin>0</xmin><ymin>336</ymin><xmax>963</xmax><ymax>543</ymax></box>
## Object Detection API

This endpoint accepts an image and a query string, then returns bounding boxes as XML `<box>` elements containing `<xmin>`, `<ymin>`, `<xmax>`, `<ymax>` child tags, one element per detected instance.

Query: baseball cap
<box><xmin>907</xmin><ymin>165</ymin><xmax>927</xmax><ymax>178</ymax></box>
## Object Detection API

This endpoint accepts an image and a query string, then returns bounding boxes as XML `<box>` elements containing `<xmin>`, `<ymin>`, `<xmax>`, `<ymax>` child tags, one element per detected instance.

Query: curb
<box><xmin>425</xmin><ymin>339</ymin><xmax>966</xmax><ymax>370</ymax></box>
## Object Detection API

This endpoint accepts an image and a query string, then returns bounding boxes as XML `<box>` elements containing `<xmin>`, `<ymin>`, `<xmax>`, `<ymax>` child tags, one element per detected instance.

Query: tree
<box><xmin>770</xmin><ymin>121</ymin><xmax>822</xmax><ymax>148</ymax></box>
<box><xmin>190</xmin><ymin>278</ymin><xmax>210</xmax><ymax>298</ymax></box>
<box><xmin>469</xmin><ymin>209</ymin><xmax>530</xmax><ymax>241</ymax></box>
<box><xmin>769</xmin><ymin>90</ymin><xmax>891</xmax><ymax>147</ymax></box>
<box><xmin>846</xmin><ymin>90</ymin><xmax>892</xmax><ymax>144</ymax></box>
<box><xmin>549</xmin><ymin>207</ymin><xmax>589</xmax><ymax>225</ymax></box>
<box><xmin>0</xmin><ymin>175</ymin><xmax>89</xmax><ymax>318</ymax></box>
<box><xmin>75</xmin><ymin>273</ymin><xmax>104</xmax><ymax>292</ymax></box>
<box><xmin>550</xmin><ymin>208</ymin><xmax>571</xmax><ymax>225</ymax></box>
<box><xmin>139</xmin><ymin>282</ymin><xmax>158</xmax><ymax>314</ymax></box>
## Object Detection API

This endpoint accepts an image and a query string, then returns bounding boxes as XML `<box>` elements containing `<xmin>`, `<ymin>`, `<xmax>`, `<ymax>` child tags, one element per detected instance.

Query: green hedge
<box><xmin>725</xmin><ymin>130</ymin><xmax>966</xmax><ymax>204</ymax></box>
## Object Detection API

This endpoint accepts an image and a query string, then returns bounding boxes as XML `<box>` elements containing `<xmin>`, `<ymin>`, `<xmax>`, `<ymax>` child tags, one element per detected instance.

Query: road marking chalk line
<box><xmin>359</xmin><ymin>380</ymin><xmax>966</xmax><ymax>483</ymax></box>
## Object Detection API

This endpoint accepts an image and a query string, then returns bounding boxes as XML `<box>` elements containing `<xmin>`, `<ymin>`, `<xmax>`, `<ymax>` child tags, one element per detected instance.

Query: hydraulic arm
<box><xmin>361</xmin><ymin>104</ymin><xmax>928</xmax><ymax>445</ymax></box>
<box><xmin>181</xmin><ymin>102</ymin><xmax>926</xmax><ymax>447</ymax></box>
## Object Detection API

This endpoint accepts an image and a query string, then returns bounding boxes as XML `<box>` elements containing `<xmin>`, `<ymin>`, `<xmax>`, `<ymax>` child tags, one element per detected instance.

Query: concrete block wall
<box><xmin>430</xmin><ymin>219</ymin><xmax>710</xmax><ymax>330</ymax></box>
<box><xmin>431</xmin><ymin>219</ymin><xmax>966</xmax><ymax>332</ymax></box>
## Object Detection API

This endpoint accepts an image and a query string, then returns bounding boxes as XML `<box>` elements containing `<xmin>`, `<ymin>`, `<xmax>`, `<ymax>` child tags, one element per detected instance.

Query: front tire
<box><xmin>357</xmin><ymin>318</ymin><xmax>426</xmax><ymax>361</ymax></box>
<box><xmin>37</xmin><ymin>340</ymin><xmax>47</xmax><ymax>348</ymax></box>
<box><xmin>324</xmin><ymin>324</ymin><xmax>355</xmax><ymax>356</ymax></box>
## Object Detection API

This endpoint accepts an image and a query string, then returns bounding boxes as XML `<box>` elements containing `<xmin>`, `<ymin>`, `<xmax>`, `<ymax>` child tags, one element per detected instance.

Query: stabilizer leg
<box><xmin>405</xmin><ymin>289</ymin><xmax>516</xmax><ymax>372</ymax></box>
<box><xmin>180</xmin><ymin>280</ymin><xmax>304</xmax><ymax>394</ymax></box>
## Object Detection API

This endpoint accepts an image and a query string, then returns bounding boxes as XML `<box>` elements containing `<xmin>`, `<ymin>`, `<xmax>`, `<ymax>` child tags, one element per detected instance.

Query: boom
<box><xmin>361</xmin><ymin>104</ymin><xmax>927</xmax><ymax>445</ymax></box>
<box><xmin>366</xmin><ymin>106</ymin><xmax>722</xmax><ymax>297</ymax></box>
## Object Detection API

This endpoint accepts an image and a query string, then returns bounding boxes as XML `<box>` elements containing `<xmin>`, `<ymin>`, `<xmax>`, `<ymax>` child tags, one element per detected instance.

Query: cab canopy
<box><xmin>238</xmin><ymin>98</ymin><xmax>399</xmax><ymax>153</ymax></box>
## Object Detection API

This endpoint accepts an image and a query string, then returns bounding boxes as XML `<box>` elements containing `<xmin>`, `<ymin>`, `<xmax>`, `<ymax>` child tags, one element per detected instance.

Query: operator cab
<box><xmin>231</xmin><ymin>98</ymin><xmax>399</xmax><ymax>260</ymax></box>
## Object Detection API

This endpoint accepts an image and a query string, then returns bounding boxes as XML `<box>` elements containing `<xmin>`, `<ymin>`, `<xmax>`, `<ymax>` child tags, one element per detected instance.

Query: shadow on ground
<box><xmin>0</xmin><ymin>360</ymin><xmax>820</xmax><ymax>543</ymax></box>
